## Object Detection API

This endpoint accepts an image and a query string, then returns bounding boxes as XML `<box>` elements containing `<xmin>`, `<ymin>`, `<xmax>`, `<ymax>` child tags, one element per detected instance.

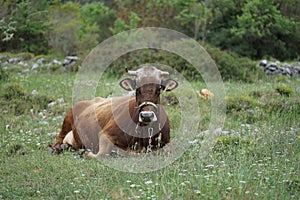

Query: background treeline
<box><xmin>0</xmin><ymin>0</ymin><xmax>299</xmax><ymax>81</ymax></box>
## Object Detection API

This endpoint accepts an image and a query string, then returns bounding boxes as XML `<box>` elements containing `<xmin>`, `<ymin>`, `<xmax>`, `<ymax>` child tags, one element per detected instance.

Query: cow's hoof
<box><xmin>78</xmin><ymin>148</ymin><xmax>91</xmax><ymax>156</ymax></box>
<box><xmin>48</xmin><ymin>146</ymin><xmax>62</xmax><ymax>154</ymax></box>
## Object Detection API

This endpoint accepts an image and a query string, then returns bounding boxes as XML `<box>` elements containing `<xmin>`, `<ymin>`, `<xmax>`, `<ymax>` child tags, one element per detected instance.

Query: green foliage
<box><xmin>0</xmin><ymin>82</ymin><xmax>54</xmax><ymax>115</ymax></box>
<box><xmin>0</xmin><ymin>0</ymin><xmax>49</xmax><ymax>54</ymax></box>
<box><xmin>205</xmin><ymin>45</ymin><xmax>258</xmax><ymax>82</ymax></box>
<box><xmin>46</xmin><ymin>1</ymin><xmax>82</xmax><ymax>56</ymax></box>
<box><xmin>214</xmin><ymin>135</ymin><xmax>253</xmax><ymax>150</ymax></box>
<box><xmin>105</xmin><ymin>44</ymin><xmax>259</xmax><ymax>82</ymax></box>
<box><xmin>1</xmin><ymin>0</ymin><xmax>299</xmax><ymax>63</ymax></box>
<box><xmin>226</xmin><ymin>95</ymin><xmax>259</xmax><ymax>112</ymax></box>
<box><xmin>0</xmin><ymin>67</ymin><xmax>9</xmax><ymax>82</ymax></box>
<box><xmin>110</xmin><ymin>12</ymin><xmax>141</xmax><ymax>35</ymax></box>
<box><xmin>174</xmin><ymin>0</ymin><xmax>212</xmax><ymax>43</ymax></box>
<box><xmin>79</xmin><ymin>2</ymin><xmax>115</xmax><ymax>49</ymax></box>
<box><xmin>2</xmin><ymin>83</ymin><xmax>26</xmax><ymax>100</ymax></box>
<box><xmin>0</xmin><ymin>18</ymin><xmax>16</xmax><ymax>42</ymax></box>
<box><xmin>105</xmin><ymin>49</ymin><xmax>202</xmax><ymax>81</ymax></box>
<box><xmin>276</xmin><ymin>84</ymin><xmax>294</xmax><ymax>96</ymax></box>
<box><xmin>207</xmin><ymin>0</ymin><xmax>300</xmax><ymax>60</ymax></box>
<box><xmin>231</xmin><ymin>0</ymin><xmax>299</xmax><ymax>59</ymax></box>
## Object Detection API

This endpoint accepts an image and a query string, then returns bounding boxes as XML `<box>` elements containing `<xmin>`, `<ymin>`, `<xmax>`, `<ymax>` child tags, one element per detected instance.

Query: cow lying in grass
<box><xmin>50</xmin><ymin>65</ymin><xmax>178</xmax><ymax>159</ymax></box>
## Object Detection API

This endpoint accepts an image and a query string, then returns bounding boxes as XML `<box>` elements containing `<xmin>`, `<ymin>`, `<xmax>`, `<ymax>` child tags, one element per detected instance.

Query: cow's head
<box><xmin>119</xmin><ymin>65</ymin><xmax>178</xmax><ymax>125</ymax></box>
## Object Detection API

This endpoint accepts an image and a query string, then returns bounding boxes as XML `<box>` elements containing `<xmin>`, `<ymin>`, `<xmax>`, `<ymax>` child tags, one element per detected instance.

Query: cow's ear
<box><xmin>162</xmin><ymin>79</ymin><xmax>178</xmax><ymax>91</ymax></box>
<box><xmin>119</xmin><ymin>78</ymin><xmax>135</xmax><ymax>91</ymax></box>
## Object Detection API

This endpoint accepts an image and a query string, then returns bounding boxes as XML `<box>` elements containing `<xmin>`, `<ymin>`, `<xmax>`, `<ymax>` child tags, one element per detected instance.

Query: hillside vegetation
<box><xmin>1</xmin><ymin>0</ymin><xmax>299</xmax><ymax>60</ymax></box>
<box><xmin>0</xmin><ymin>0</ymin><xmax>299</xmax><ymax>199</ymax></box>
<box><xmin>0</xmin><ymin>68</ymin><xmax>299</xmax><ymax>199</ymax></box>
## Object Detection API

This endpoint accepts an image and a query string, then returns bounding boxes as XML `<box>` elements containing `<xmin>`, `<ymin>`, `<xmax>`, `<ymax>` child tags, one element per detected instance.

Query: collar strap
<box><xmin>138</xmin><ymin>101</ymin><xmax>158</xmax><ymax>110</ymax></box>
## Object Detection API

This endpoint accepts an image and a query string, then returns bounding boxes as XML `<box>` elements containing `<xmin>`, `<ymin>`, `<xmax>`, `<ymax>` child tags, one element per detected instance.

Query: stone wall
<box><xmin>0</xmin><ymin>55</ymin><xmax>80</xmax><ymax>73</ymax></box>
<box><xmin>258</xmin><ymin>60</ymin><xmax>300</xmax><ymax>77</ymax></box>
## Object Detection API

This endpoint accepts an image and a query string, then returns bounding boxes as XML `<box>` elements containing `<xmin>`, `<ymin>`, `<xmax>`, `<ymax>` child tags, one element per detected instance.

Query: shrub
<box><xmin>0</xmin><ymin>67</ymin><xmax>9</xmax><ymax>82</ymax></box>
<box><xmin>264</xmin><ymin>99</ymin><xmax>300</xmax><ymax>114</ymax></box>
<box><xmin>276</xmin><ymin>85</ymin><xmax>293</xmax><ymax>96</ymax></box>
<box><xmin>204</xmin><ymin>44</ymin><xmax>258</xmax><ymax>82</ymax></box>
<box><xmin>162</xmin><ymin>92</ymin><xmax>179</xmax><ymax>106</ymax></box>
<box><xmin>106</xmin><ymin>49</ymin><xmax>201</xmax><ymax>81</ymax></box>
<box><xmin>46</xmin><ymin>2</ymin><xmax>82</xmax><ymax>56</ymax></box>
<box><xmin>1</xmin><ymin>83</ymin><xmax>26</xmax><ymax>100</ymax></box>
<box><xmin>0</xmin><ymin>82</ymin><xmax>54</xmax><ymax>115</ymax></box>
<box><xmin>80</xmin><ymin>2</ymin><xmax>115</xmax><ymax>42</ymax></box>
<box><xmin>226</xmin><ymin>95</ymin><xmax>259</xmax><ymax>112</ymax></box>
<box><xmin>28</xmin><ymin>93</ymin><xmax>54</xmax><ymax>110</ymax></box>
<box><xmin>0</xmin><ymin>0</ymin><xmax>49</xmax><ymax>54</ymax></box>
<box><xmin>213</xmin><ymin>135</ymin><xmax>253</xmax><ymax>152</ymax></box>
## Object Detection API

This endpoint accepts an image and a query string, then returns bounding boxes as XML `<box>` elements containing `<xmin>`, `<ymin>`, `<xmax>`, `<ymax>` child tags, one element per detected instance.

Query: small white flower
<box><xmin>189</xmin><ymin>139</ymin><xmax>198</xmax><ymax>144</ymax></box>
<box><xmin>74</xmin><ymin>190</ymin><xmax>80</xmax><ymax>193</ymax></box>
<box><xmin>194</xmin><ymin>190</ymin><xmax>201</xmax><ymax>194</ymax></box>
<box><xmin>145</xmin><ymin>180</ymin><xmax>153</xmax><ymax>185</ymax></box>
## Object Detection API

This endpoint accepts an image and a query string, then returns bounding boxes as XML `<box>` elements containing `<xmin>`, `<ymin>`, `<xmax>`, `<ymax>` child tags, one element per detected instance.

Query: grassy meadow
<box><xmin>0</xmin><ymin>67</ymin><xmax>299</xmax><ymax>199</ymax></box>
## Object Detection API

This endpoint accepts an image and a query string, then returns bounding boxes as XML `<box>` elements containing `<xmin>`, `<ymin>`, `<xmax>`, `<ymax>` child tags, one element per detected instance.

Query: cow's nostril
<box><xmin>139</xmin><ymin>111</ymin><xmax>157</xmax><ymax>123</ymax></box>
<box><xmin>142</xmin><ymin>112</ymin><xmax>154</xmax><ymax>118</ymax></box>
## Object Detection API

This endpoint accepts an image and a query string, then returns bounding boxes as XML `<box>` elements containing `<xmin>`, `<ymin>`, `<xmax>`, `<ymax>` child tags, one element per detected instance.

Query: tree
<box><xmin>46</xmin><ymin>1</ymin><xmax>83</xmax><ymax>56</ymax></box>
<box><xmin>174</xmin><ymin>0</ymin><xmax>213</xmax><ymax>45</ymax></box>
<box><xmin>109</xmin><ymin>12</ymin><xmax>141</xmax><ymax>35</ymax></box>
<box><xmin>231</xmin><ymin>0</ymin><xmax>299</xmax><ymax>59</ymax></box>
<box><xmin>80</xmin><ymin>2</ymin><xmax>115</xmax><ymax>42</ymax></box>
<box><xmin>0</xmin><ymin>0</ymin><xmax>49</xmax><ymax>54</ymax></box>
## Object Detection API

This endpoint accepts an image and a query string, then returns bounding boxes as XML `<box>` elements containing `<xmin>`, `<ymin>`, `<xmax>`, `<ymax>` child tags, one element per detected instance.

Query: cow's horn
<box><xmin>160</xmin><ymin>71</ymin><xmax>169</xmax><ymax>76</ymax></box>
<box><xmin>125</xmin><ymin>67</ymin><xmax>137</xmax><ymax>76</ymax></box>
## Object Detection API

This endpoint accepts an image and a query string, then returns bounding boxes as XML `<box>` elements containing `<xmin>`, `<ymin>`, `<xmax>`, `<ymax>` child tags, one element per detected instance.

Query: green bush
<box><xmin>0</xmin><ymin>82</ymin><xmax>54</xmax><ymax>115</ymax></box>
<box><xmin>46</xmin><ymin>2</ymin><xmax>82</xmax><ymax>56</ymax></box>
<box><xmin>205</xmin><ymin>44</ymin><xmax>258</xmax><ymax>82</ymax></box>
<box><xmin>226</xmin><ymin>95</ymin><xmax>259</xmax><ymax>112</ymax></box>
<box><xmin>0</xmin><ymin>67</ymin><xmax>9</xmax><ymax>82</ymax></box>
<box><xmin>162</xmin><ymin>92</ymin><xmax>179</xmax><ymax>106</ymax></box>
<box><xmin>1</xmin><ymin>83</ymin><xmax>26</xmax><ymax>100</ymax></box>
<box><xmin>213</xmin><ymin>135</ymin><xmax>253</xmax><ymax>152</ymax></box>
<box><xmin>106</xmin><ymin>49</ymin><xmax>202</xmax><ymax>81</ymax></box>
<box><xmin>264</xmin><ymin>98</ymin><xmax>300</xmax><ymax>114</ymax></box>
<box><xmin>105</xmin><ymin>44</ymin><xmax>259</xmax><ymax>82</ymax></box>
<box><xmin>80</xmin><ymin>2</ymin><xmax>115</xmax><ymax>43</ymax></box>
<box><xmin>0</xmin><ymin>0</ymin><xmax>49</xmax><ymax>54</ymax></box>
<box><xmin>276</xmin><ymin>85</ymin><xmax>293</xmax><ymax>96</ymax></box>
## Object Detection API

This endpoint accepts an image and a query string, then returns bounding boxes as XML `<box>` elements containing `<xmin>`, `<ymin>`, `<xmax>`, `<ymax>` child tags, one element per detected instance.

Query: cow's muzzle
<box><xmin>139</xmin><ymin>111</ymin><xmax>157</xmax><ymax>124</ymax></box>
<box><xmin>138</xmin><ymin>102</ymin><xmax>158</xmax><ymax>124</ymax></box>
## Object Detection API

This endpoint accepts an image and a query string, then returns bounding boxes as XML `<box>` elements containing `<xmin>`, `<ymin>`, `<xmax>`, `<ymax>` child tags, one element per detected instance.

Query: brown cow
<box><xmin>50</xmin><ymin>65</ymin><xmax>178</xmax><ymax>159</ymax></box>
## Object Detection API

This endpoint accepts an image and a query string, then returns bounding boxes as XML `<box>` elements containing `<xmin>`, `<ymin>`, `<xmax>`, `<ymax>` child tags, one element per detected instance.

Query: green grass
<box><xmin>0</xmin><ymin>70</ymin><xmax>299</xmax><ymax>199</ymax></box>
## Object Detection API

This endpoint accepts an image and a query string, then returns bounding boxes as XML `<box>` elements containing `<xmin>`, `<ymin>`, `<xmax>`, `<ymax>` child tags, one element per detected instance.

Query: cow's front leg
<box><xmin>50</xmin><ymin>109</ymin><xmax>74</xmax><ymax>154</ymax></box>
<box><xmin>84</xmin><ymin>133</ymin><xmax>114</xmax><ymax>159</ymax></box>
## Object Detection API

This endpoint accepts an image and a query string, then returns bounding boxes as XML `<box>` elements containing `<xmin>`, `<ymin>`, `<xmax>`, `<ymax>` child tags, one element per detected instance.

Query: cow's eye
<box><xmin>136</xmin><ymin>88</ymin><xmax>141</xmax><ymax>95</ymax></box>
